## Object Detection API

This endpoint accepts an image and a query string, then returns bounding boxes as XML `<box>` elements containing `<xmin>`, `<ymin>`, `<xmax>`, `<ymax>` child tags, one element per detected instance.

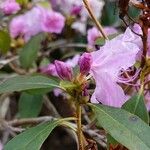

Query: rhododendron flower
<box><xmin>51</xmin><ymin>0</ymin><xmax>104</xmax><ymax>34</ymax></box>
<box><xmin>9</xmin><ymin>16</ymin><xmax>26</xmax><ymax>39</ymax></box>
<box><xmin>40</xmin><ymin>55</ymin><xmax>80</xmax><ymax>96</ymax></box>
<box><xmin>122</xmin><ymin>24</ymin><xmax>150</xmax><ymax>55</ymax></box>
<box><xmin>41</xmin><ymin>11</ymin><xmax>65</xmax><ymax>34</ymax></box>
<box><xmin>9</xmin><ymin>6</ymin><xmax>65</xmax><ymax>41</ymax></box>
<box><xmin>87</xmin><ymin>27</ymin><xmax>117</xmax><ymax>46</ymax></box>
<box><xmin>0</xmin><ymin>0</ymin><xmax>20</xmax><ymax>15</ymax></box>
<box><xmin>9</xmin><ymin>6</ymin><xmax>43</xmax><ymax>41</ymax></box>
<box><xmin>90</xmin><ymin>27</ymin><xmax>140</xmax><ymax>107</ymax></box>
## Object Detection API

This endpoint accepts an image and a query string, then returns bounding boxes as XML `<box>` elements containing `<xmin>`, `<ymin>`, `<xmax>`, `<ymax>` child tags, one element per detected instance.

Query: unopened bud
<box><xmin>79</xmin><ymin>53</ymin><xmax>92</xmax><ymax>75</ymax></box>
<box><xmin>54</xmin><ymin>60</ymin><xmax>73</xmax><ymax>81</ymax></box>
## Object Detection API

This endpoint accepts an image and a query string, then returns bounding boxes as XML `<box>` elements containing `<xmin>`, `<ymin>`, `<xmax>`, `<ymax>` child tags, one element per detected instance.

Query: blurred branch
<box><xmin>0</xmin><ymin>116</ymin><xmax>107</xmax><ymax>148</ymax></box>
<box><xmin>0</xmin><ymin>56</ymin><xmax>18</xmax><ymax>69</ymax></box>
<box><xmin>7</xmin><ymin>116</ymin><xmax>56</xmax><ymax>126</ymax></box>
<box><xmin>83</xmin><ymin>0</ymin><xmax>108</xmax><ymax>40</ymax></box>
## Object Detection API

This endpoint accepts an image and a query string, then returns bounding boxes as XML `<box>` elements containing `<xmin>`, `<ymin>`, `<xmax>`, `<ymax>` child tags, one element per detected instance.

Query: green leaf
<box><xmin>18</xmin><ymin>93</ymin><xmax>43</xmax><ymax>118</ymax></box>
<box><xmin>4</xmin><ymin>120</ymin><xmax>61</xmax><ymax>150</ymax></box>
<box><xmin>122</xmin><ymin>94</ymin><xmax>149</xmax><ymax>124</ymax></box>
<box><xmin>0</xmin><ymin>75</ymin><xmax>59</xmax><ymax>94</ymax></box>
<box><xmin>19</xmin><ymin>34</ymin><xmax>43</xmax><ymax>69</ymax></box>
<box><xmin>95</xmin><ymin>33</ymin><xmax>120</xmax><ymax>45</ymax></box>
<box><xmin>101</xmin><ymin>2</ymin><xmax>119</xmax><ymax>26</ymax></box>
<box><xmin>90</xmin><ymin>104</ymin><xmax>150</xmax><ymax>150</ymax></box>
<box><xmin>0</xmin><ymin>30</ymin><xmax>11</xmax><ymax>53</ymax></box>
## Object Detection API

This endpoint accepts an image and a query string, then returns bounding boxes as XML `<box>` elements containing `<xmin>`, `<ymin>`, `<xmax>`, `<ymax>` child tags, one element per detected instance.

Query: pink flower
<box><xmin>90</xmin><ymin>28</ymin><xmax>140</xmax><ymax>107</ymax></box>
<box><xmin>9</xmin><ymin>6</ymin><xmax>43</xmax><ymax>41</ymax></box>
<box><xmin>9</xmin><ymin>16</ymin><xmax>26</xmax><ymax>39</ymax></box>
<box><xmin>41</xmin><ymin>11</ymin><xmax>65</xmax><ymax>34</ymax></box>
<box><xmin>0</xmin><ymin>0</ymin><xmax>20</xmax><ymax>15</ymax></box>
<box><xmin>9</xmin><ymin>6</ymin><xmax>65</xmax><ymax>41</ymax></box>
<box><xmin>51</xmin><ymin>0</ymin><xmax>104</xmax><ymax>34</ymax></box>
<box><xmin>87</xmin><ymin>27</ymin><xmax>117</xmax><ymax>46</ymax></box>
<box><xmin>70</xmin><ymin>5</ymin><xmax>82</xmax><ymax>15</ymax></box>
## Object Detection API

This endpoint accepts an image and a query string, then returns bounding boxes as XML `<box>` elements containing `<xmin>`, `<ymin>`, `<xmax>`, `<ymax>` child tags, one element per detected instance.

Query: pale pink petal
<box><xmin>91</xmin><ymin>37</ymin><xmax>140</xmax><ymax>81</ymax></box>
<box><xmin>91</xmin><ymin>72</ymin><xmax>126</xmax><ymax>107</ymax></box>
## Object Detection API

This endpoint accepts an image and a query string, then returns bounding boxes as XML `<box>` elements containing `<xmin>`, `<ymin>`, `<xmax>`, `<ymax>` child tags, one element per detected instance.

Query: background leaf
<box><xmin>101</xmin><ymin>1</ymin><xmax>119</xmax><ymax>26</ymax></box>
<box><xmin>122</xmin><ymin>94</ymin><xmax>149</xmax><ymax>123</ymax></box>
<box><xmin>18</xmin><ymin>93</ymin><xmax>43</xmax><ymax>118</ymax></box>
<box><xmin>0</xmin><ymin>75</ymin><xmax>59</xmax><ymax>94</ymax></box>
<box><xmin>19</xmin><ymin>34</ymin><xmax>43</xmax><ymax>69</ymax></box>
<box><xmin>4</xmin><ymin>120</ymin><xmax>61</xmax><ymax>150</ymax></box>
<box><xmin>90</xmin><ymin>104</ymin><xmax>150</xmax><ymax>150</ymax></box>
<box><xmin>0</xmin><ymin>31</ymin><xmax>11</xmax><ymax>54</ymax></box>
<box><xmin>16</xmin><ymin>0</ymin><xmax>28</xmax><ymax>5</ymax></box>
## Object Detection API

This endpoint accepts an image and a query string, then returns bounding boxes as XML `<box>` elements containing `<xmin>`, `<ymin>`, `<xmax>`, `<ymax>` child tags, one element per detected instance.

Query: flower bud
<box><xmin>79</xmin><ymin>53</ymin><xmax>92</xmax><ymax>75</ymax></box>
<box><xmin>54</xmin><ymin>60</ymin><xmax>73</xmax><ymax>81</ymax></box>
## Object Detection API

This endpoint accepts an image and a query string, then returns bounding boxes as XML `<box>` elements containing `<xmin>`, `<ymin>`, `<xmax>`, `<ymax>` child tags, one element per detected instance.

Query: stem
<box><xmin>140</xmin><ymin>26</ymin><xmax>148</xmax><ymax>68</ymax></box>
<box><xmin>83</xmin><ymin>0</ymin><xmax>109</xmax><ymax>40</ymax></box>
<box><xmin>76</xmin><ymin>105</ymin><xmax>84</xmax><ymax>150</ymax></box>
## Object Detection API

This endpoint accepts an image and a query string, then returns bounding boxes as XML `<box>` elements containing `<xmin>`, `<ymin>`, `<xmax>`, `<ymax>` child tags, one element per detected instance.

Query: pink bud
<box><xmin>79</xmin><ymin>53</ymin><xmax>92</xmax><ymax>75</ymax></box>
<box><xmin>54</xmin><ymin>60</ymin><xmax>73</xmax><ymax>81</ymax></box>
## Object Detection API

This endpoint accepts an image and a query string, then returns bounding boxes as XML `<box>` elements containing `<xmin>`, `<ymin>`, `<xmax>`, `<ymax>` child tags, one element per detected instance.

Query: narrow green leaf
<box><xmin>90</xmin><ymin>104</ymin><xmax>150</xmax><ymax>150</ymax></box>
<box><xmin>122</xmin><ymin>94</ymin><xmax>149</xmax><ymax>124</ymax></box>
<box><xmin>0</xmin><ymin>31</ymin><xmax>11</xmax><ymax>53</ymax></box>
<box><xmin>19</xmin><ymin>34</ymin><xmax>43</xmax><ymax>69</ymax></box>
<box><xmin>4</xmin><ymin>120</ymin><xmax>61</xmax><ymax>150</ymax></box>
<box><xmin>18</xmin><ymin>93</ymin><xmax>43</xmax><ymax>118</ymax></box>
<box><xmin>0</xmin><ymin>75</ymin><xmax>59</xmax><ymax>94</ymax></box>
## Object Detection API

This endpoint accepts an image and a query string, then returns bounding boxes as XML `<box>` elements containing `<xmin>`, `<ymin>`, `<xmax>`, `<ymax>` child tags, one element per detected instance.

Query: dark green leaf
<box><xmin>19</xmin><ymin>34</ymin><xmax>43</xmax><ymax>69</ymax></box>
<box><xmin>101</xmin><ymin>2</ymin><xmax>119</xmax><ymax>26</ymax></box>
<box><xmin>18</xmin><ymin>93</ymin><xmax>43</xmax><ymax>118</ymax></box>
<box><xmin>90</xmin><ymin>104</ymin><xmax>150</xmax><ymax>150</ymax></box>
<box><xmin>4</xmin><ymin>120</ymin><xmax>61</xmax><ymax>150</ymax></box>
<box><xmin>0</xmin><ymin>75</ymin><xmax>59</xmax><ymax>94</ymax></box>
<box><xmin>128</xmin><ymin>6</ymin><xmax>140</xmax><ymax>19</ymax></box>
<box><xmin>0</xmin><ymin>31</ymin><xmax>11</xmax><ymax>53</ymax></box>
<box><xmin>122</xmin><ymin>94</ymin><xmax>149</xmax><ymax>124</ymax></box>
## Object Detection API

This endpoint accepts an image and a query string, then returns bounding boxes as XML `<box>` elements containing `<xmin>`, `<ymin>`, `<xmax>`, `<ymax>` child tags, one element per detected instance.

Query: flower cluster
<box><xmin>9</xmin><ymin>5</ymin><xmax>65</xmax><ymax>41</ymax></box>
<box><xmin>51</xmin><ymin>0</ymin><xmax>104</xmax><ymax>34</ymax></box>
<box><xmin>40</xmin><ymin>24</ymin><xmax>150</xmax><ymax>108</ymax></box>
